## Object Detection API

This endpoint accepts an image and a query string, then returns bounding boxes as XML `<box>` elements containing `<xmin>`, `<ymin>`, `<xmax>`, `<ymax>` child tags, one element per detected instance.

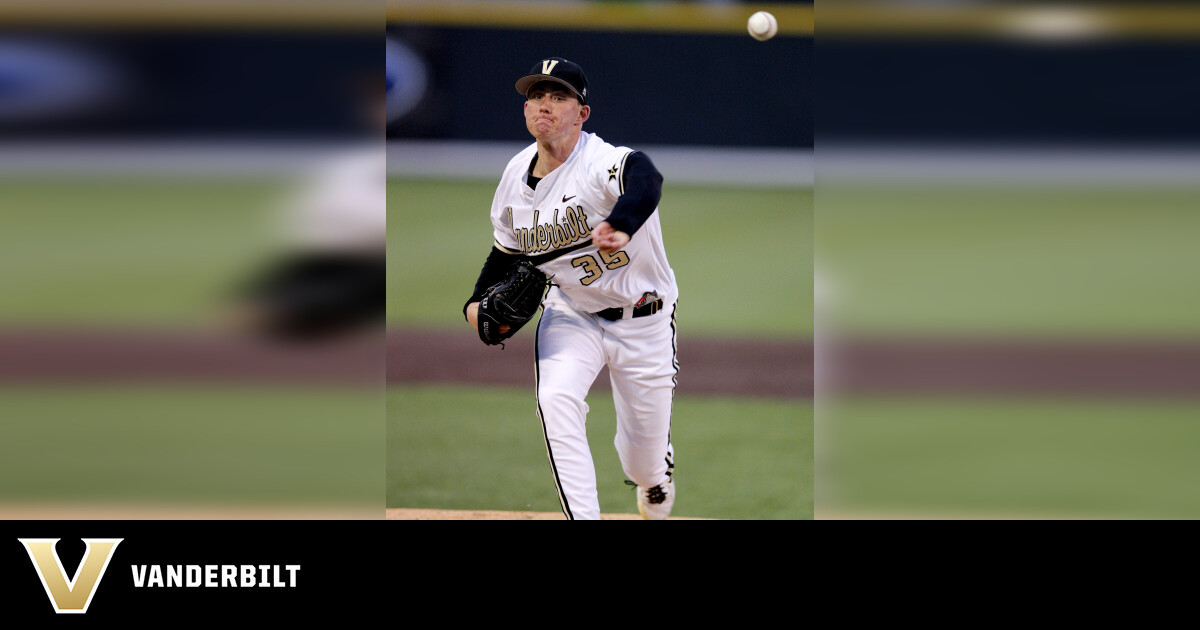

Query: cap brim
<box><xmin>515</xmin><ymin>74</ymin><xmax>585</xmax><ymax>102</ymax></box>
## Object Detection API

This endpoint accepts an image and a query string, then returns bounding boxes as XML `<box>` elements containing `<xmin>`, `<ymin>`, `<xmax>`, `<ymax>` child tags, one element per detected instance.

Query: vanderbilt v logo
<box><xmin>19</xmin><ymin>538</ymin><xmax>123</xmax><ymax>614</ymax></box>
<box><xmin>541</xmin><ymin>59</ymin><xmax>559</xmax><ymax>74</ymax></box>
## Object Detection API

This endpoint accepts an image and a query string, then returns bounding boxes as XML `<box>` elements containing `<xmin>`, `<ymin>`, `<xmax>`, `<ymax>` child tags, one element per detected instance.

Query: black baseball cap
<box><xmin>514</xmin><ymin>57</ymin><xmax>588</xmax><ymax>104</ymax></box>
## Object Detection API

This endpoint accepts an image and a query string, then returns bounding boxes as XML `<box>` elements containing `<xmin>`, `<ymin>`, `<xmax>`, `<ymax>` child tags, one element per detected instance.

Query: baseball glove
<box><xmin>477</xmin><ymin>260</ymin><xmax>549</xmax><ymax>347</ymax></box>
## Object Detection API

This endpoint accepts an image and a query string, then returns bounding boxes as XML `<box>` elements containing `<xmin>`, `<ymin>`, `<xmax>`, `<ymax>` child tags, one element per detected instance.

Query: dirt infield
<box><xmin>0</xmin><ymin>328</ymin><xmax>381</xmax><ymax>384</ymax></box>
<box><xmin>0</xmin><ymin>326</ymin><xmax>813</xmax><ymax>398</ymax></box>
<box><xmin>387</xmin><ymin>327</ymin><xmax>812</xmax><ymax>398</ymax></box>
<box><xmin>2</xmin><ymin>327</ymin><xmax>1196</xmax><ymax>398</ymax></box>
<box><xmin>824</xmin><ymin>337</ymin><xmax>1200</xmax><ymax>397</ymax></box>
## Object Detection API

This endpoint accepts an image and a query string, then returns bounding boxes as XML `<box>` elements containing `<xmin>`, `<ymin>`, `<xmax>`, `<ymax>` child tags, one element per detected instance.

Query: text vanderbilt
<box><xmin>131</xmin><ymin>564</ymin><xmax>301</xmax><ymax>588</ymax></box>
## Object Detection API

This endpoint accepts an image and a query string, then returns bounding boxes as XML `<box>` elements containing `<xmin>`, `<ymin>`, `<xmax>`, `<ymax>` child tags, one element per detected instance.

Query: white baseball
<box><xmin>747</xmin><ymin>11</ymin><xmax>778</xmax><ymax>42</ymax></box>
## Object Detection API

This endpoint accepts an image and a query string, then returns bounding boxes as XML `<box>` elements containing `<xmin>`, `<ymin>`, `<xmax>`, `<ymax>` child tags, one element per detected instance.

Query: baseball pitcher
<box><xmin>465</xmin><ymin>57</ymin><xmax>680</xmax><ymax>520</ymax></box>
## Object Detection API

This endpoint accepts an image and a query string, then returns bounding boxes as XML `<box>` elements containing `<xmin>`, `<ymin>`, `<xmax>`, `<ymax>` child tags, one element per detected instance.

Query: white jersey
<box><xmin>489</xmin><ymin>132</ymin><xmax>677</xmax><ymax>314</ymax></box>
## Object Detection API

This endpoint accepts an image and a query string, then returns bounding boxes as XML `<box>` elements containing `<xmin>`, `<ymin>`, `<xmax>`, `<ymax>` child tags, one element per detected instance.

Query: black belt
<box><xmin>595</xmin><ymin>299</ymin><xmax>664</xmax><ymax>321</ymax></box>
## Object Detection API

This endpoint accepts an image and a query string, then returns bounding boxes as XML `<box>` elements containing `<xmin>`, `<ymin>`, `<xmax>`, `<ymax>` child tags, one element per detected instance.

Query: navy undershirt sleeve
<box><xmin>463</xmin><ymin>246</ymin><xmax>520</xmax><ymax>321</ymax></box>
<box><xmin>603</xmin><ymin>151</ymin><xmax>663</xmax><ymax>237</ymax></box>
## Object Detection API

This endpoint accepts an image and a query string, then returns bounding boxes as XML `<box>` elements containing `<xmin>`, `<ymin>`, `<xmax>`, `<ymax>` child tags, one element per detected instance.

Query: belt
<box><xmin>595</xmin><ymin>299</ymin><xmax>664</xmax><ymax>321</ymax></box>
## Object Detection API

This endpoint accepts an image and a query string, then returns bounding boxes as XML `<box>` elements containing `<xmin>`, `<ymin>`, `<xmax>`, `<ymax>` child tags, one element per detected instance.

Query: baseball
<box><xmin>747</xmin><ymin>11</ymin><xmax>778</xmax><ymax>41</ymax></box>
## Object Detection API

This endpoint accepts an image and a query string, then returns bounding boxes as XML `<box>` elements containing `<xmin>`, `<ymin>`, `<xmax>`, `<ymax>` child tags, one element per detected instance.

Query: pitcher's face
<box><xmin>524</xmin><ymin>82</ymin><xmax>589</xmax><ymax>142</ymax></box>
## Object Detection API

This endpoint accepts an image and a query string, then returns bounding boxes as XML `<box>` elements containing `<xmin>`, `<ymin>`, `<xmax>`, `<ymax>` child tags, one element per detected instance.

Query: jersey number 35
<box><xmin>570</xmin><ymin>250</ymin><xmax>630</xmax><ymax>286</ymax></box>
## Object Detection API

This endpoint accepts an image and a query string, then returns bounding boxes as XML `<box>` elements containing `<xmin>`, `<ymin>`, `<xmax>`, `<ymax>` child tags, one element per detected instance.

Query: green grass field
<box><xmin>818</xmin><ymin>183</ymin><xmax>1200</xmax><ymax>338</ymax></box>
<box><xmin>387</xmin><ymin>177</ymin><xmax>813</xmax><ymax>339</ymax></box>
<box><xmin>6</xmin><ymin>174</ymin><xmax>1192</xmax><ymax>340</ymax></box>
<box><xmin>387</xmin><ymin>384</ymin><xmax>811</xmax><ymax>520</ymax></box>
<box><xmin>0</xmin><ymin>175</ymin><xmax>813</xmax><ymax>338</ymax></box>
<box><xmin>0</xmin><ymin>176</ymin><xmax>288</xmax><ymax>326</ymax></box>
<box><xmin>0</xmin><ymin>385</ymin><xmax>381</xmax><ymax>508</ymax></box>
<box><xmin>821</xmin><ymin>397</ymin><xmax>1200</xmax><ymax>519</ymax></box>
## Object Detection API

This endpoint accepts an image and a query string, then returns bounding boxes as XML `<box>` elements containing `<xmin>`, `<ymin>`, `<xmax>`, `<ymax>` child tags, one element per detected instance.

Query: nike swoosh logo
<box><xmin>562</xmin><ymin>195</ymin><xmax>576</xmax><ymax>203</ymax></box>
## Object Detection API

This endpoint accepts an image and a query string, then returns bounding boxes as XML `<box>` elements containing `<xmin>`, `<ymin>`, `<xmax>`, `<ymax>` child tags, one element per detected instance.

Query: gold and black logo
<box><xmin>17</xmin><ymin>535</ymin><xmax>306</xmax><ymax>616</ymax></box>
<box><xmin>19</xmin><ymin>538</ymin><xmax>123</xmax><ymax>614</ymax></box>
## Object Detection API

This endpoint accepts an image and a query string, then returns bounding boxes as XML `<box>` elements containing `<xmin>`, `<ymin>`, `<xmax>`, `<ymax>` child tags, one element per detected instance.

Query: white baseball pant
<box><xmin>534</xmin><ymin>293</ymin><xmax>678</xmax><ymax>520</ymax></box>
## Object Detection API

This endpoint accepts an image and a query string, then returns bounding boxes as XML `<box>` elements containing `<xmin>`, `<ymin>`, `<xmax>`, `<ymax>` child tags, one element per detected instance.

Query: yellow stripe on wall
<box><xmin>387</xmin><ymin>1</ymin><xmax>1200</xmax><ymax>39</ymax></box>
<box><xmin>0</xmin><ymin>0</ymin><xmax>380</xmax><ymax>29</ymax></box>
<box><xmin>386</xmin><ymin>1</ymin><xmax>813</xmax><ymax>35</ymax></box>
<box><xmin>1</xmin><ymin>0</ymin><xmax>1197</xmax><ymax>38</ymax></box>
<box><xmin>817</xmin><ymin>3</ymin><xmax>1200</xmax><ymax>39</ymax></box>
<box><xmin>0</xmin><ymin>0</ymin><xmax>809</xmax><ymax>33</ymax></box>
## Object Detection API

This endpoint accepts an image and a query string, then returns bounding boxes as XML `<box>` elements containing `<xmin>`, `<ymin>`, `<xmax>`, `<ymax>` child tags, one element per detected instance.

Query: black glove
<box><xmin>476</xmin><ymin>261</ymin><xmax>549</xmax><ymax>346</ymax></box>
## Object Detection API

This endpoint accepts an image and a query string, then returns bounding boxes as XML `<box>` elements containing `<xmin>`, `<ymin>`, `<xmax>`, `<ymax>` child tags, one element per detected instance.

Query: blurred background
<box><xmin>817</xmin><ymin>1</ymin><xmax>1200</xmax><ymax>519</ymax></box>
<box><xmin>10</xmin><ymin>0</ymin><xmax>1188</xmax><ymax>522</ymax></box>
<box><xmin>0</xmin><ymin>1</ymin><xmax>382</xmax><ymax>518</ymax></box>
<box><xmin>385</xmin><ymin>1</ymin><xmax>814</xmax><ymax>519</ymax></box>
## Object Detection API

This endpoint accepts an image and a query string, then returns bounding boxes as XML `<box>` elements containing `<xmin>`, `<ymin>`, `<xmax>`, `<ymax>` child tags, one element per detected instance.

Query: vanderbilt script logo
<box><xmin>19</xmin><ymin>538</ymin><xmax>123</xmax><ymax>614</ymax></box>
<box><xmin>514</xmin><ymin>205</ymin><xmax>594</xmax><ymax>255</ymax></box>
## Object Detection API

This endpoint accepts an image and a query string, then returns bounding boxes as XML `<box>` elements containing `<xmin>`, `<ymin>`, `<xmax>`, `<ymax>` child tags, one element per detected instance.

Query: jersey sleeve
<box><xmin>586</xmin><ymin>146</ymin><xmax>662</xmax><ymax>237</ymax></box>
<box><xmin>602</xmin><ymin>151</ymin><xmax>663</xmax><ymax>237</ymax></box>
<box><xmin>491</xmin><ymin>208</ymin><xmax>521</xmax><ymax>253</ymax></box>
<box><xmin>489</xmin><ymin>175</ymin><xmax>523</xmax><ymax>254</ymax></box>
<box><xmin>588</xmin><ymin>145</ymin><xmax>636</xmax><ymax>206</ymax></box>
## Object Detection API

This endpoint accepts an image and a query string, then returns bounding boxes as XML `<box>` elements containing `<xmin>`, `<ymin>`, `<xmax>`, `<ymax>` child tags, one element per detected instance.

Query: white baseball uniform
<box><xmin>489</xmin><ymin>131</ymin><xmax>679</xmax><ymax>520</ymax></box>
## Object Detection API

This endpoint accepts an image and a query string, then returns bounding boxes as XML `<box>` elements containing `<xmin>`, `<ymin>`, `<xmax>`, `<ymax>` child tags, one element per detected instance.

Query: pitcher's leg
<box><xmin>535</xmin><ymin>304</ymin><xmax>606</xmax><ymax>520</ymax></box>
<box><xmin>610</xmin><ymin>380</ymin><xmax>675</xmax><ymax>488</ymax></box>
<box><xmin>606</xmin><ymin>304</ymin><xmax>679</xmax><ymax>490</ymax></box>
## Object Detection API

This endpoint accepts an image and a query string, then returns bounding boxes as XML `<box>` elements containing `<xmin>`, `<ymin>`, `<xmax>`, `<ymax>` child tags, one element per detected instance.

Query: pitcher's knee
<box><xmin>536</xmin><ymin>385</ymin><xmax>588</xmax><ymax>423</ymax></box>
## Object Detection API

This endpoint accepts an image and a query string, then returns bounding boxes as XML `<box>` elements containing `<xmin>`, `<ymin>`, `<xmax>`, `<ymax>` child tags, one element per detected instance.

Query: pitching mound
<box><xmin>386</xmin><ymin>508</ymin><xmax>710</xmax><ymax>520</ymax></box>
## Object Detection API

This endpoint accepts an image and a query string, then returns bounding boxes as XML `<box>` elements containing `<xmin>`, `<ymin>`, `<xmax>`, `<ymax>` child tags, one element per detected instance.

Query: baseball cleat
<box><xmin>636</xmin><ymin>479</ymin><xmax>674</xmax><ymax>520</ymax></box>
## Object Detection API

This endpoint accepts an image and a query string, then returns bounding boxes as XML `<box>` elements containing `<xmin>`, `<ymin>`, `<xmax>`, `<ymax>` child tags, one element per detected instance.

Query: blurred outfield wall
<box><xmin>385</xmin><ymin>2</ymin><xmax>814</xmax><ymax>186</ymax></box>
<box><xmin>385</xmin><ymin>9</ymin><xmax>813</xmax><ymax>148</ymax></box>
